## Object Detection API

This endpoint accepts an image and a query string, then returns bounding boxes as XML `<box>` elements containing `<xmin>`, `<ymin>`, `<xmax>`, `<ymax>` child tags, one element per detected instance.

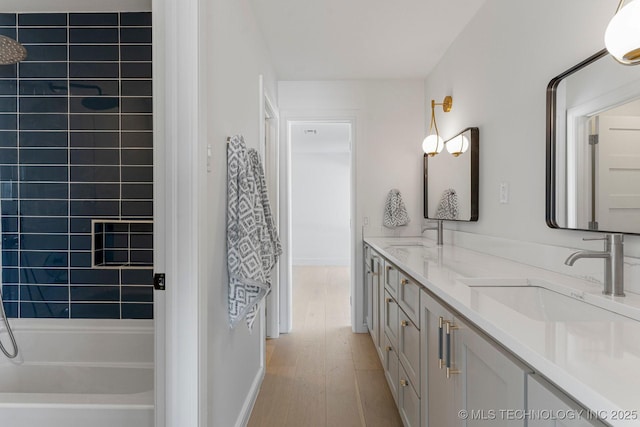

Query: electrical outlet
<box><xmin>363</xmin><ymin>216</ymin><xmax>369</xmax><ymax>226</ymax></box>
<box><xmin>499</xmin><ymin>182</ymin><xmax>509</xmax><ymax>204</ymax></box>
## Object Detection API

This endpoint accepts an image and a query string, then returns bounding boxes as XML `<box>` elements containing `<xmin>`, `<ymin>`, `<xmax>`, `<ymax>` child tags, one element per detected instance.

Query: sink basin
<box><xmin>468</xmin><ymin>286</ymin><xmax>627</xmax><ymax>322</ymax></box>
<box><xmin>386</xmin><ymin>241</ymin><xmax>431</xmax><ymax>248</ymax></box>
<box><xmin>460</xmin><ymin>278</ymin><xmax>631</xmax><ymax>322</ymax></box>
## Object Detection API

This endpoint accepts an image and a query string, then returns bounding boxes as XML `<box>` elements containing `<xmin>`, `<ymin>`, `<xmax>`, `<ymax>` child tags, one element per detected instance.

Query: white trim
<box><xmin>565</xmin><ymin>81</ymin><xmax>640</xmax><ymax>230</ymax></box>
<box><xmin>154</xmin><ymin>0</ymin><xmax>204</xmax><ymax>425</ymax></box>
<box><xmin>279</xmin><ymin>112</ymin><xmax>361</xmax><ymax>333</ymax></box>
<box><xmin>261</xmin><ymin>78</ymin><xmax>281</xmax><ymax>339</ymax></box>
<box><xmin>151</xmin><ymin>0</ymin><xmax>166</xmax><ymax>425</ymax></box>
<box><xmin>234</xmin><ymin>363</ymin><xmax>265</xmax><ymax>427</ymax></box>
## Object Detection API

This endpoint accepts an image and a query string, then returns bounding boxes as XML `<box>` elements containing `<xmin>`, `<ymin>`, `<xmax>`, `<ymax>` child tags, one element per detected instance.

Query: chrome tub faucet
<box><xmin>564</xmin><ymin>233</ymin><xmax>625</xmax><ymax>297</ymax></box>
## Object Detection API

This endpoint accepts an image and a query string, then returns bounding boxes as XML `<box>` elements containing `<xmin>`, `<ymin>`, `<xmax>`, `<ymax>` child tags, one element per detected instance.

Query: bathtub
<box><xmin>0</xmin><ymin>319</ymin><xmax>154</xmax><ymax>427</ymax></box>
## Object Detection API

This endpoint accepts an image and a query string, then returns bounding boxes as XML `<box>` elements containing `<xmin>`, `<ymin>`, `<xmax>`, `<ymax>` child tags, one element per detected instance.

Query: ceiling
<box><xmin>248</xmin><ymin>0</ymin><xmax>486</xmax><ymax>80</ymax></box>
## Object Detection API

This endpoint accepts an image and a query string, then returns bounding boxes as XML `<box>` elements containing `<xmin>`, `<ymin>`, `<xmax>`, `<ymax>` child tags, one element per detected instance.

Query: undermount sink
<box><xmin>386</xmin><ymin>241</ymin><xmax>433</xmax><ymax>248</ymax></box>
<box><xmin>458</xmin><ymin>278</ymin><xmax>628</xmax><ymax>322</ymax></box>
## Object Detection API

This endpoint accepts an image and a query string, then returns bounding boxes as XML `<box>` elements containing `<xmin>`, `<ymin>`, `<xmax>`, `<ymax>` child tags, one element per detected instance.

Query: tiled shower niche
<box><xmin>0</xmin><ymin>12</ymin><xmax>153</xmax><ymax>319</ymax></box>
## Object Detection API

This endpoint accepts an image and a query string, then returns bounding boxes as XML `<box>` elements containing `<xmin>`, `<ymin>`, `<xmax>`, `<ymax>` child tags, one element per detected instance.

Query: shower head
<box><xmin>0</xmin><ymin>35</ymin><xmax>27</xmax><ymax>65</ymax></box>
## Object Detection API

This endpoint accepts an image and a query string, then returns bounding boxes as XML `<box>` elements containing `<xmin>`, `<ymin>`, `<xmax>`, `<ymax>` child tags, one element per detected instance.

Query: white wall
<box><xmin>424</xmin><ymin>0</ymin><xmax>640</xmax><ymax>294</ymax></box>
<box><xmin>202</xmin><ymin>0</ymin><xmax>278</xmax><ymax>425</ymax></box>
<box><xmin>291</xmin><ymin>148</ymin><xmax>350</xmax><ymax>266</ymax></box>
<box><xmin>279</xmin><ymin>80</ymin><xmax>426</xmax><ymax>330</ymax></box>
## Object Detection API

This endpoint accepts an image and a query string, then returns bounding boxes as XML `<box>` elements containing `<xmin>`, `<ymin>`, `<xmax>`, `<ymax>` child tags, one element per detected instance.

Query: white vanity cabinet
<box><xmin>421</xmin><ymin>290</ymin><xmax>458</xmax><ymax>426</ymax></box>
<box><xmin>364</xmin><ymin>240</ymin><xmax>628</xmax><ymax>427</ymax></box>
<box><xmin>399</xmin><ymin>362</ymin><xmax>421</xmax><ymax>427</ymax></box>
<box><xmin>398</xmin><ymin>272</ymin><xmax>420</xmax><ymax>326</ymax></box>
<box><xmin>527</xmin><ymin>375</ymin><xmax>607</xmax><ymax>427</ymax></box>
<box><xmin>381</xmin><ymin>260</ymin><xmax>422</xmax><ymax>427</ymax></box>
<box><xmin>365</xmin><ymin>245</ymin><xmax>373</xmax><ymax>332</ymax></box>
<box><xmin>420</xmin><ymin>288</ymin><xmax>529</xmax><ymax>426</ymax></box>
<box><xmin>385</xmin><ymin>262</ymin><xmax>400</xmax><ymax>299</ymax></box>
<box><xmin>383</xmin><ymin>291</ymin><xmax>400</xmax><ymax>353</ymax></box>
<box><xmin>384</xmin><ymin>334</ymin><xmax>400</xmax><ymax>404</ymax></box>
<box><xmin>365</xmin><ymin>244</ymin><xmax>384</xmax><ymax>361</ymax></box>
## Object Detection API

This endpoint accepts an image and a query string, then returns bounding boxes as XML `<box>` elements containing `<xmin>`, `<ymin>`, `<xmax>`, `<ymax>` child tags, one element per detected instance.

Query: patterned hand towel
<box><xmin>383</xmin><ymin>189</ymin><xmax>410</xmax><ymax>228</ymax></box>
<box><xmin>227</xmin><ymin>135</ymin><xmax>282</xmax><ymax>330</ymax></box>
<box><xmin>435</xmin><ymin>188</ymin><xmax>458</xmax><ymax>220</ymax></box>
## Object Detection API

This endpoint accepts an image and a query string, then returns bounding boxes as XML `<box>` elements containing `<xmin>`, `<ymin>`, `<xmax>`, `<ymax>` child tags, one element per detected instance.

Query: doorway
<box><xmin>288</xmin><ymin>121</ymin><xmax>353</xmax><ymax>331</ymax></box>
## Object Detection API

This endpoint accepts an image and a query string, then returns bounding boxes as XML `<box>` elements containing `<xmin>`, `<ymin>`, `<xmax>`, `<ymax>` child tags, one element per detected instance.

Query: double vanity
<box><xmin>364</xmin><ymin>237</ymin><xmax>640</xmax><ymax>427</ymax></box>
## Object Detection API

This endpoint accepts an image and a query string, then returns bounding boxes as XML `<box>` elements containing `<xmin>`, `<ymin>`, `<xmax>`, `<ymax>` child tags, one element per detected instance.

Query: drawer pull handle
<box><xmin>445</xmin><ymin>320</ymin><xmax>461</xmax><ymax>379</ymax></box>
<box><xmin>401</xmin><ymin>279</ymin><xmax>409</xmax><ymax>285</ymax></box>
<box><xmin>401</xmin><ymin>320</ymin><xmax>409</xmax><ymax>327</ymax></box>
<box><xmin>385</xmin><ymin>346</ymin><xmax>392</xmax><ymax>352</ymax></box>
<box><xmin>386</xmin><ymin>297</ymin><xmax>392</xmax><ymax>303</ymax></box>
<box><xmin>400</xmin><ymin>379</ymin><xmax>408</xmax><ymax>387</ymax></box>
<box><xmin>438</xmin><ymin>316</ymin><xmax>444</xmax><ymax>369</ymax></box>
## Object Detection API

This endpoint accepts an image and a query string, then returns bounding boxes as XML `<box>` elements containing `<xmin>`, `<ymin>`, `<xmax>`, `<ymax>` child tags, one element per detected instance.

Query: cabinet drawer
<box><xmin>398</xmin><ymin>272</ymin><xmax>420</xmax><ymax>325</ymax></box>
<box><xmin>398</xmin><ymin>310</ymin><xmax>420</xmax><ymax>396</ymax></box>
<box><xmin>385</xmin><ymin>262</ymin><xmax>399</xmax><ymax>299</ymax></box>
<box><xmin>384</xmin><ymin>334</ymin><xmax>399</xmax><ymax>405</ymax></box>
<box><xmin>398</xmin><ymin>362</ymin><xmax>420</xmax><ymax>427</ymax></box>
<box><xmin>383</xmin><ymin>291</ymin><xmax>399</xmax><ymax>351</ymax></box>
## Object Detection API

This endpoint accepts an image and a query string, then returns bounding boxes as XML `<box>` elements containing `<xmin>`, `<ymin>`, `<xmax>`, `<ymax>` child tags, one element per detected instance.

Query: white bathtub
<box><xmin>0</xmin><ymin>319</ymin><xmax>154</xmax><ymax>427</ymax></box>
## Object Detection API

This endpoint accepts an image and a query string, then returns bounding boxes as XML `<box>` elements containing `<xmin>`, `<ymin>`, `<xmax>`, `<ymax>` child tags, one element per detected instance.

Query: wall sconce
<box><xmin>605</xmin><ymin>0</ymin><xmax>640</xmax><ymax>65</ymax></box>
<box><xmin>446</xmin><ymin>133</ymin><xmax>469</xmax><ymax>157</ymax></box>
<box><xmin>422</xmin><ymin>96</ymin><xmax>452</xmax><ymax>157</ymax></box>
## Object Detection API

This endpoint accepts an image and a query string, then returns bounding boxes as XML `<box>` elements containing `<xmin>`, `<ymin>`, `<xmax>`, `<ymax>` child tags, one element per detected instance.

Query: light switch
<box><xmin>499</xmin><ymin>182</ymin><xmax>509</xmax><ymax>204</ymax></box>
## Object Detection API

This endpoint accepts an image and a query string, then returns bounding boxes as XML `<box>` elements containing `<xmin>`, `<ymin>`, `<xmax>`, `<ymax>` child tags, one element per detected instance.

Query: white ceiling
<box><xmin>248</xmin><ymin>0</ymin><xmax>487</xmax><ymax>80</ymax></box>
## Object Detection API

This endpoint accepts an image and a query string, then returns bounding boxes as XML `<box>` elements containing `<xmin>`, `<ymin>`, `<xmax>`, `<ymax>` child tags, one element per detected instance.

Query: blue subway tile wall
<box><xmin>0</xmin><ymin>12</ymin><xmax>153</xmax><ymax>319</ymax></box>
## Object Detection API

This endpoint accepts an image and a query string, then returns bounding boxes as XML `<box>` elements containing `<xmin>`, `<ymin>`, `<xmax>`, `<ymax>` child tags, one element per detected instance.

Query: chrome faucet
<box><xmin>564</xmin><ymin>234</ymin><xmax>625</xmax><ymax>297</ymax></box>
<box><xmin>422</xmin><ymin>220</ymin><xmax>444</xmax><ymax>246</ymax></box>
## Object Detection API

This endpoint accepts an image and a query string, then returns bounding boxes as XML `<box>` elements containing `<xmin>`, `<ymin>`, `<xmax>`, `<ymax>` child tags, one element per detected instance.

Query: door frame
<box><xmin>153</xmin><ymin>0</ymin><xmax>206</xmax><ymax>425</ymax></box>
<box><xmin>259</xmin><ymin>76</ymin><xmax>281</xmax><ymax>339</ymax></box>
<box><xmin>278</xmin><ymin>112</ymin><xmax>360</xmax><ymax>333</ymax></box>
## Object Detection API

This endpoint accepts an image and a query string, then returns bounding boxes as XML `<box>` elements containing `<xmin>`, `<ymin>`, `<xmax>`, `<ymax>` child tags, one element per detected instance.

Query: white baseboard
<box><xmin>234</xmin><ymin>365</ymin><xmax>265</xmax><ymax>427</ymax></box>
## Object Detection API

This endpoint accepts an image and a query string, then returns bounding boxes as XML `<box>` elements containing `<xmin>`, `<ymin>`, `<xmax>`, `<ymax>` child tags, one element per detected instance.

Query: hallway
<box><xmin>248</xmin><ymin>266</ymin><xmax>402</xmax><ymax>427</ymax></box>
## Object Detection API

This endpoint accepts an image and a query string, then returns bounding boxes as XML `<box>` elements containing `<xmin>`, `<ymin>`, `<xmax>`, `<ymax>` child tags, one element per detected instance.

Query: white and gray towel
<box><xmin>227</xmin><ymin>135</ymin><xmax>282</xmax><ymax>330</ymax></box>
<box><xmin>435</xmin><ymin>188</ymin><xmax>458</xmax><ymax>220</ymax></box>
<box><xmin>383</xmin><ymin>189</ymin><xmax>410</xmax><ymax>228</ymax></box>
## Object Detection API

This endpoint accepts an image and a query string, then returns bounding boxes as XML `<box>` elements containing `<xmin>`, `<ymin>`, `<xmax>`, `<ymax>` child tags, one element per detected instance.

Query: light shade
<box><xmin>422</xmin><ymin>134</ymin><xmax>444</xmax><ymax>157</ymax></box>
<box><xmin>446</xmin><ymin>134</ymin><xmax>469</xmax><ymax>157</ymax></box>
<box><xmin>605</xmin><ymin>0</ymin><xmax>640</xmax><ymax>65</ymax></box>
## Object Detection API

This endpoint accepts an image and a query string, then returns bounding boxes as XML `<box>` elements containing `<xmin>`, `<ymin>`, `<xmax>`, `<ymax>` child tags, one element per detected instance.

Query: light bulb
<box><xmin>422</xmin><ymin>134</ymin><xmax>444</xmax><ymax>156</ymax></box>
<box><xmin>446</xmin><ymin>134</ymin><xmax>469</xmax><ymax>157</ymax></box>
<box><xmin>605</xmin><ymin>0</ymin><xmax>640</xmax><ymax>65</ymax></box>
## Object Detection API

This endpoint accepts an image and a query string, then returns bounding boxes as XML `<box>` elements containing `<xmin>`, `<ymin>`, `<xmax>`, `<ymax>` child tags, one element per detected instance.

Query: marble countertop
<box><xmin>365</xmin><ymin>237</ymin><xmax>640</xmax><ymax>427</ymax></box>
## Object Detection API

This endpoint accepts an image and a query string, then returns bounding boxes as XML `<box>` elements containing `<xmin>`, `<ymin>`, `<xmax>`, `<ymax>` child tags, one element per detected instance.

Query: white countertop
<box><xmin>365</xmin><ymin>236</ymin><xmax>640</xmax><ymax>427</ymax></box>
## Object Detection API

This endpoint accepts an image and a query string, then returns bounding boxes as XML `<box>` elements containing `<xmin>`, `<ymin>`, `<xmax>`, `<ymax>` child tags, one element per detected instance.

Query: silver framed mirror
<box><xmin>547</xmin><ymin>49</ymin><xmax>640</xmax><ymax>235</ymax></box>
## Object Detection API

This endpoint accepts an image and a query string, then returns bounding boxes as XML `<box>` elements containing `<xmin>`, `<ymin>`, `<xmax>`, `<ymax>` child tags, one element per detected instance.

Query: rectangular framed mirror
<box><xmin>547</xmin><ymin>49</ymin><xmax>640</xmax><ymax>234</ymax></box>
<box><xmin>424</xmin><ymin>127</ymin><xmax>479</xmax><ymax>221</ymax></box>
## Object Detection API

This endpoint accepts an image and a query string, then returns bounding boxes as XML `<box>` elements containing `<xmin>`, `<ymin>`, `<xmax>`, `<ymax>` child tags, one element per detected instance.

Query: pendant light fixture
<box><xmin>422</xmin><ymin>96</ymin><xmax>452</xmax><ymax>156</ymax></box>
<box><xmin>605</xmin><ymin>0</ymin><xmax>640</xmax><ymax>65</ymax></box>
